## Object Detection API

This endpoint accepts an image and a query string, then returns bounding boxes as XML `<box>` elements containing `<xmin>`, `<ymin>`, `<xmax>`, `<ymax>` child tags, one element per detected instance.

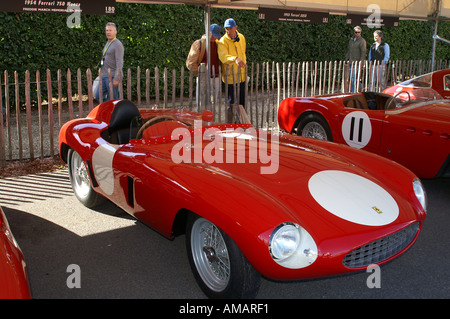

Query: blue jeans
<box><xmin>95</xmin><ymin>76</ymin><xmax>119</xmax><ymax>101</ymax></box>
<box><xmin>348</xmin><ymin>65</ymin><xmax>360</xmax><ymax>93</ymax></box>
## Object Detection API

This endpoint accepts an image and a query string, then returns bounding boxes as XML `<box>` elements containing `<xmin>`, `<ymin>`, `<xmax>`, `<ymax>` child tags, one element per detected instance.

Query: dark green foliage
<box><xmin>1</xmin><ymin>3</ymin><xmax>449</xmax><ymax>74</ymax></box>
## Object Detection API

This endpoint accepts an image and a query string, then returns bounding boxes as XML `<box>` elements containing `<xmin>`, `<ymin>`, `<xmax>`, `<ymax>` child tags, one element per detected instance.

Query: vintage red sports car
<box><xmin>383</xmin><ymin>68</ymin><xmax>450</xmax><ymax>100</ymax></box>
<box><xmin>278</xmin><ymin>92</ymin><xmax>450</xmax><ymax>179</ymax></box>
<box><xmin>0</xmin><ymin>206</ymin><xmax>31</xmax><ymax>299</ymax></box>
<box><xmin>59</xmin><ymin>99</ymin><xmax>426</xmax><ymax>298</ymax></box>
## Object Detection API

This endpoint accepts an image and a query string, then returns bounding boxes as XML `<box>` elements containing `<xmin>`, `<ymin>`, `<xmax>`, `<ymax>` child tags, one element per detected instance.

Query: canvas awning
<box><xmin>118</xmin><ymin>0</ymin><xmax>450</xmax><ymax>19</ymax></box>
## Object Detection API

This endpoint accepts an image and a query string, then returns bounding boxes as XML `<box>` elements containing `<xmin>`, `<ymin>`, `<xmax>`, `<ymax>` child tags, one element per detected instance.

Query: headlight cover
<box><xmin>269</xmin><ymin>222</ymin><xmax>318</xmax><ymax>269</ymax></box>
<box><xmin>413</xmin><ymin>178</ymin><xmax>427</xmax><ymax>213</ymax></box>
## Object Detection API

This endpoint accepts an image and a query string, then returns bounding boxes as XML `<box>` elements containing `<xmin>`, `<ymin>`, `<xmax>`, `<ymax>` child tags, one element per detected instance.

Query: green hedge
<box><xmin>1</xmin><ymin>3</ymin><xmax>449</xmax><ymax>75</ymax></box>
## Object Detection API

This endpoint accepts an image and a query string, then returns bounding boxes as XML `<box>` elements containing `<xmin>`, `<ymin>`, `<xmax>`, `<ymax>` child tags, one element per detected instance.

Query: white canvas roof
<box><xmin>118</xmin><ymin>0</ymin><xmax>450</xmax><ymax>19</ymax></box>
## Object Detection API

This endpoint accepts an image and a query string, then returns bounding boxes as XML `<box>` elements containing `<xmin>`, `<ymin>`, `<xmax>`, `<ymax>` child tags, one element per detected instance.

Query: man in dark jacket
<box><xmin>345</xmin><ymin>26</ymin><xmax>366</xmax><ymax>92</ymax></box>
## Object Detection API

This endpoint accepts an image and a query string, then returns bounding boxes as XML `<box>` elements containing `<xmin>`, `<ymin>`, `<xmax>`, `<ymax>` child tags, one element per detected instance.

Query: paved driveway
<box><xmin>1</xmin><ymin>170</ymin><xmax>449</xmax><ymax>299</ymax></box>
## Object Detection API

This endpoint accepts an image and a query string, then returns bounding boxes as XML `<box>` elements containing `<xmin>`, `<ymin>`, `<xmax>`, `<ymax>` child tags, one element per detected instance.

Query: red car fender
<box><xmin>278</xmin><ymin>97</ymin><xmax>337</xmax><ymax>135</ymax></box>
<box><xmin>0</xmin><ymin>209</ymin><xmax>31</xmax><ymax>299</ymax></box>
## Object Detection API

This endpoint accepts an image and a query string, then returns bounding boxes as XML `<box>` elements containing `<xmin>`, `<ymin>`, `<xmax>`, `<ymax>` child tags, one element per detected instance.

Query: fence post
<box><xmin>46</xmin><ymin>69</ymin><xmax>54</xmax><ymax>157</ymax></box>
<box><xmin>0</xmin><ymin>75</ymin><xmax>5</xmax><ymax>167</ymax></box>
<box><xmin>36</xmin><ymin>70</ymin><xmax>44</xmax><ymax>159</ymax></box>
<box><xmin>15</xmin><ymin>71</ymin><xmax>23</xmax><ymax>161</ymax></box>
<box><xmin>25</xmin><ymin>70</ymin><xmax>34</xmax><ymax>161</ymax></box>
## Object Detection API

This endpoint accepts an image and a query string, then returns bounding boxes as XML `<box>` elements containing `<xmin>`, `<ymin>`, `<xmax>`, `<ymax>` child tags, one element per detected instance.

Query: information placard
<box><xmin>346</xmin><ymin>14</ymin><xmax>399</xmax><ymax>27</ymax></box>
<box><xmin>0</xmin><ymin>1</ymin><xmax>116</xmax><ymax>15</ymax></box>
<box><xmin>258</xmin><ymin>7</ymin><xmax>329</xmax><ymax>24</ymax></box>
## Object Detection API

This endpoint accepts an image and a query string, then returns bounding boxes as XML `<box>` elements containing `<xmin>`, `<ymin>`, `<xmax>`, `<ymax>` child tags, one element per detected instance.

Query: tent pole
<box><xmin>204</xmin><ymin>5</ymin><xmax>211</xmax><ymax>110</ymax></box>
<box><xmin>431</xmin><ymin>0</ymin><xmax>442</xmax><ymax>72</ymax></box>
<box><xmin>431</xmin><ymin>18</ymin><xmax>438</xmax><ymax>72</ymax></box>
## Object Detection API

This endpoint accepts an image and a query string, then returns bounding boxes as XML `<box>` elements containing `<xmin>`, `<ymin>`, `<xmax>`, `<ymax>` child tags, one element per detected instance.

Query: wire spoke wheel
<box><xmin>186</xmin><ymin>214</ymin><xmax>261</xmax><ymax>298</ymax></box>
<box><xmin>190</xmin><ymin>217</ymin><xmax>230</xmax><ymax>292</ymax></box>
<box><xmin>302</xmin><ymin>122</ymin><xmax>328</xmax><ymax>140</ymax></box>
<box><xmin>297</xmin><ymin>113</ymin><xmax>333</xmax><ymax>142</ymax></box>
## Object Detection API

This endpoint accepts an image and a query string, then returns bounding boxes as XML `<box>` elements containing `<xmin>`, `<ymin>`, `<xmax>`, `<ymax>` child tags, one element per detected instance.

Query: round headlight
<box><xmin>413</xmin><ymin>178</ymin><xmax>427</xmax><ymax>212</ymax></box>
<box><xmin>269</xmin><ymin>222</ymin><xmax>318</xmax><ymax>269</ymax></box>
<box><xmin>270</xmin><ymin>223</ymin><xmax>300</xmax><ymax>260</ymax></box>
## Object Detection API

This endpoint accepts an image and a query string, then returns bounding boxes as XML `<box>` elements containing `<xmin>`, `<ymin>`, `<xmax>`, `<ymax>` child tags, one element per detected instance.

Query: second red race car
<box><xmin>278</xmin><ymin>91</ymin><xmax>450</xmax><ymax>179</ymax></box>
<box><xmin>383</xmin><ymin>68</ymin><xmax>450</xmax><ymax>100</ymax></box>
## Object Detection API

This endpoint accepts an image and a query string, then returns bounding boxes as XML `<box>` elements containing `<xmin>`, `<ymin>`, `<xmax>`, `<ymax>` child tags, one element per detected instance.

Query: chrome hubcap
<box><xmin>71</xmin><ymin>152</ymin><xmax>90</xmax><ymax>198</ymax></box>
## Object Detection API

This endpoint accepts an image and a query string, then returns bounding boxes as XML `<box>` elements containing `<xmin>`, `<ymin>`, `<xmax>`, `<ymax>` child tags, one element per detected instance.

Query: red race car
<box><xmin>0</xmin><ymin>206</ymin><xmax>31</xmax><ymax>299</ymax></box>
<box><xmin>383</xmin><ymin>68</ymin><xmax>450</xmax><ymax>100</ymax></box>
<box><xmin>278</xmin><ymin>92</ymin><xmax>450</xmax><ymax>179</ymax></box>
<box><xmin>59</xmin><ymin>99</ymin><xmax>426</xmax><ymax>298</ymax></box>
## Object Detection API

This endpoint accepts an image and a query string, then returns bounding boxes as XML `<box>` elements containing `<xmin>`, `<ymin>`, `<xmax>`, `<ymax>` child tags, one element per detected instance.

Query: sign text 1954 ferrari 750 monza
<box><xmin>59</xmin><ymin>99</ymin><xmax>426</xmax><ymax>298</ymax></box>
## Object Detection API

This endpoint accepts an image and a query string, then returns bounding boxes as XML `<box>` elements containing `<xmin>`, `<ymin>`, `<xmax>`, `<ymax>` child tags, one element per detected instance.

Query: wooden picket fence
<box><xmin>0</xmin><ymin>59</ymin><xmax>449</xmax><ymax>166</ymax></box>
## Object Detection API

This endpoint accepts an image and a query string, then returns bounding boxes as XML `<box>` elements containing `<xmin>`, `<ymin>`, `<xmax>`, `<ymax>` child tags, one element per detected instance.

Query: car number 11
<box><xmin>342</xmin><ymin>111</ymin><xmax>373</xmax><ymax>149</ymax></box>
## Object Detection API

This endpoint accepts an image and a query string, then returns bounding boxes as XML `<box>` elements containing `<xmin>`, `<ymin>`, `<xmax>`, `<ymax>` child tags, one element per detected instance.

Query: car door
<box><xmin>379</xmin><ymin>104</ymin><xmax>450</xmax><ymax>178</ymax></box>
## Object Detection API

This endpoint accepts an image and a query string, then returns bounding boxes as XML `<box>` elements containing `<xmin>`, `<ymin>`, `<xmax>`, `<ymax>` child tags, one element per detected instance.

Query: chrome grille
<box><xmin>343</xmin><ymin>222</ymin><xmax>420</xmax><ymax>268</ymax></box>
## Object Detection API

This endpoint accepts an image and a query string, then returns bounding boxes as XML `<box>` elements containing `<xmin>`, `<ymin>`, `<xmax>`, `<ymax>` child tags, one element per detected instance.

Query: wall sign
<box><xmin>258</xmin><ymin>7</ymin><xmax>329</xmax><ymax>24</ymax></box>
<box><xmin>346</xmin><ymin>14</ymin><xmax>399</xmax><ymax>27</ymax></box>
<box><xmin>0</xmin><ymin>1</ymin><xmax>116</xmax><ymax>15</ymax></box>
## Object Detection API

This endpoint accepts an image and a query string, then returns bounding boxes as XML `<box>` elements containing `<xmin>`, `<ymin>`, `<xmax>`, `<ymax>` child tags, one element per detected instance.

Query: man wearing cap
<box><xmin>345</xmin><ymin>26</ymin><xmax>366</xmax><ymax>92</ymax></box>
<box><xmin>186</xmin><ymin>24</ymin><xmax>222</xmax><ymax>108</ymax></box>
<box><xmin>369</xmin><ymin>30</ymin><xmax>390</xmax><ymax>90</ymax></box>
<box><xmin>218</xmin><ymin>18</ymin><xmax>247</xmax><ymax>119</ymax></box>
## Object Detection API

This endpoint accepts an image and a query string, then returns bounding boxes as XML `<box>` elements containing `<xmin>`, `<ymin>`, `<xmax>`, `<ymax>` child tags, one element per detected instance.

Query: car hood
<box><xmin>147</xmin><ymin>128</ymin><xmax>420</xmax><ymax>240</ymax></box>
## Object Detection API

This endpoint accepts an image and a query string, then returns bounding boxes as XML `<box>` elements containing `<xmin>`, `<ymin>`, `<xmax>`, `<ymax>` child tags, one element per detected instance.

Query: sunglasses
<box><xmin>354</xmin><ymin>31</ymin><xmax>361</xmax><ymax>33</ymax></box>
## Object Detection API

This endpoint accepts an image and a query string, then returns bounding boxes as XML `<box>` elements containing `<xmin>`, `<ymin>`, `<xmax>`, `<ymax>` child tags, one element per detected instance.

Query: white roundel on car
<box><xmin>308</xmin><ymin>170</ymin><xmax>399</xmax><ymax>226</ymax></box>
<box><xmin>92</xmin><ymin>143</ymin><xmax>119</xmax><ymax>195</ymax></box>
<box><xmin>341</xmin><ymin>111</ymin><xmax>372</xmax><ymax>149</ymax></box>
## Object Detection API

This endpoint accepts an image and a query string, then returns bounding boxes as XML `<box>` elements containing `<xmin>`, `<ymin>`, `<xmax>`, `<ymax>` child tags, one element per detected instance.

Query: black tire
<box><xmin>186</xmin><ymin>214</ymin><xmax>261</xmax><ymax>299</ymax></box>
<box><xmin>296</xmin><ymin>113</ymin><xmax>333</xmax><ymax>141</ymax></box>
<box><xmin>68</xmin><ymin>149</ymin><xmax>105</xmax><ymax>208</ymax></box>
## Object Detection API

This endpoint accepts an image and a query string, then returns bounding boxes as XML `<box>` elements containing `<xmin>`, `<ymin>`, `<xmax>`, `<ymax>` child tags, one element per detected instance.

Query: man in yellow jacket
<box><xmin>218</xmin><ymin>18</ymin><xmax>247</xmax><ymax>117</ymax></box>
